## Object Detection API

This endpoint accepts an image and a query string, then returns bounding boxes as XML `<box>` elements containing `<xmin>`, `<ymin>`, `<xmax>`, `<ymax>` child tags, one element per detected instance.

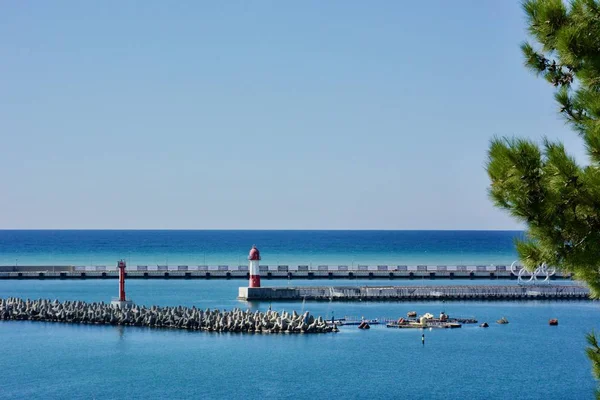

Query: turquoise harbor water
<box><xmin>1</xmin><ymin>279</ymin><xmax>599</xmax><ymax>400</ymax></box>
<box><xmin>0</xmin><ymin>230</ymin><xmax>522</xmax><ymax>266</ymax></box>
<box><xmin>1</xmin><ymin>231</ymin><xmax>599</xmax><ymax>399</ymax></box>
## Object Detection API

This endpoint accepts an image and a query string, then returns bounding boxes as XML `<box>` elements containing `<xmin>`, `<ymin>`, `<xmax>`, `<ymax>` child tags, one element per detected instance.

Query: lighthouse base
<box><xmin>249</xmin><ymin>275</ymin><xmax>261</xmax><ymax>288</ymax></box>
<box><xmin>111</xmin><ymin>299</ymin><xmax>134</xmax><ymax>309</ymax></box>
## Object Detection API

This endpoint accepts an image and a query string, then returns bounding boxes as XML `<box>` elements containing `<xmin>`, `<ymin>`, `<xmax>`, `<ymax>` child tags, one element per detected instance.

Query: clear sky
<box><xmin>0</xmin><ymin>1</ymin><xmax>587</xmax><ymax>230</ymax></box>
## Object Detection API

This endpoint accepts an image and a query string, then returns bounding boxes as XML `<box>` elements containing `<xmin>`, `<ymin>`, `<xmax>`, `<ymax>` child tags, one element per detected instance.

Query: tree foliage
<box><xmin>486</xmin><ymin>0</ymin><xmax>600</xmax><ymax>391</ymax></box>
<box><xmin>487</xmin><ymin>0</ymin><xmax>600</xmax><ymax>295</ymax></box>
<box><xmin>587</xmin><ymin>331</ymin><xmax>600</xmax><ymax>399</ymax></box>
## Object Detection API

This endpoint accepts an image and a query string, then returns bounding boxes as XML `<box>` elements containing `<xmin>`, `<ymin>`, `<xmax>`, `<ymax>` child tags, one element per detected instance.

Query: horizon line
<box><xmin>0</xmin><ymin>228</ymin><xmax>525</xmax><ymax>232</ymax></box>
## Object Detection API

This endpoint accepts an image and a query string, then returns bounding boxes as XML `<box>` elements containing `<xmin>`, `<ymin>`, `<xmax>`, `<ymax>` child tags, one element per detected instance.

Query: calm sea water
<box><xmin>1</xmin><ymin>231</ymin><xmax>598</xmax><ymax>399</ymax></box>
<box><xmin>0</xmin><ymin>279</ymin><xmax>598</xmax><ymax>400</ymax></box>
<box><xmin>0</xmin><ymin>230</ymin><xmax>523</xmax><ymax>266</ymax></box>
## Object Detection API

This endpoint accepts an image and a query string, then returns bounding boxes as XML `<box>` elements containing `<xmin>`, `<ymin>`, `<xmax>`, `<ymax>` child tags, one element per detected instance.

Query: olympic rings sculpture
<box><xmin>510</xmin><ymin>261</ymin><xmax>556</xmax><ymax>284</ymax></box>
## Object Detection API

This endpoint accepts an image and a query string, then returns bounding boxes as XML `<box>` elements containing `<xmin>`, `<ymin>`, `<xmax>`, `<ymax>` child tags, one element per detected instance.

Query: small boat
<box><xmin>387</xmin><ymin>311</ymin><xmax>474</xmax><ymax>329</ymax></box>
<box><xmin>386</xmin><ymin>320</ymin><xmax>461</xmax><ymax>329</ymax></box>
<box><xmin>549</xmin><ymin>319</ymin><xmax>558</xmax><ymax>326</ymax></box>
<box><xmin>497</xmin><ymin>317</ymin><xmax>509</xmax><ymax>324</ymax></box>
<box><xmin>446</xmin><ymin>323</ymin><xmax>461</xmax><ymax>329</ymax></box>
<box><xmin>480</xmin><ymin>322</ymin><xmax>489</xmax><ymax>328</ymax></box>
<box><xmin>386</xmin><ymin>322</ymin><xmax>425</xmax><ymax>329</ymax></box>
<box><xmin>427</xmin><ymin>321</ymin><xmax>462</xmax><ymax>329</ymax></box>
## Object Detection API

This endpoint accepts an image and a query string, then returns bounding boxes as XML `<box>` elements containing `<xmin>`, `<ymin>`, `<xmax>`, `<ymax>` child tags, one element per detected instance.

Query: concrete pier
<box><xmin>0</xmin><ymin>264</ymin><xmax>574</xmax><ymax>280</ymax></box>
<box><xmin>238</xmin><ymin>285</ymin><xmax>591</xmax><ymax>301</ymax></box>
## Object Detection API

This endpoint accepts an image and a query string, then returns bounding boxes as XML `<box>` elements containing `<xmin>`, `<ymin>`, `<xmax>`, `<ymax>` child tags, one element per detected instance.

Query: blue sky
<box><xmin>0</xmin><ymin>1</ymin><xmax>587</xmax><ymax>229</ymax></box>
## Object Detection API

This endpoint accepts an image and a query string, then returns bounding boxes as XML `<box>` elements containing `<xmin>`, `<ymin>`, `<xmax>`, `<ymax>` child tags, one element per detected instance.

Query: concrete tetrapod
<box><xmin>0</xmin><ymin>297</ymin><xmax>334</xmax><ymax>334</ymax></box>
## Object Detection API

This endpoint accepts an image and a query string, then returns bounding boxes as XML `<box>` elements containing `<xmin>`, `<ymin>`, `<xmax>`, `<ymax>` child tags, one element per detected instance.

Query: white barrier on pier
<box><xmin>11</xmin><ymin>263</ymin><xmax>566</xmax><ymax>275</ymax></box>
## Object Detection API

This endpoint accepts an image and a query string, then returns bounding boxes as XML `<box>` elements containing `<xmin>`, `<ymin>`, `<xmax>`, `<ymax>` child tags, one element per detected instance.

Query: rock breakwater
<box><xmin>0</xmin><ymin>297</ymin><xmax>335</xmax><ymax>334</ymax></box>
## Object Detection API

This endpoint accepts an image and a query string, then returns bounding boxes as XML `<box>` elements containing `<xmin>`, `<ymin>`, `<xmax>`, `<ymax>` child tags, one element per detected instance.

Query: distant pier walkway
<box><xmin>0</xmin><ymin>264</ymin><xmax>573</xmax><ymax>280</ymax></box>
<box><xmin>238</xmin><ymin>285</ymin><xmax>591</xmax><ymax>301</ymax></box>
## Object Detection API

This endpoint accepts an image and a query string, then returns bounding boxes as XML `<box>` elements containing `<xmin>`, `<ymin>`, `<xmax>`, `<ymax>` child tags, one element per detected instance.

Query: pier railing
<box><xmin>0</xmin><ymin>264</ymin><xmax>561</xmax><ymax>273</ymax></box>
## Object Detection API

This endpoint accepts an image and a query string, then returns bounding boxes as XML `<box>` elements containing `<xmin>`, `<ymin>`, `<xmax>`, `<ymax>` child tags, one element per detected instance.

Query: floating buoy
<box><xmin>480</xmin><ymin>322</ymin><xmax>489</xmax><ymax>328</ymax></box>
<box><xmin>549</xmin><ymin>319</ymin><xmax>558</xmax><ymax>326</ymax></box>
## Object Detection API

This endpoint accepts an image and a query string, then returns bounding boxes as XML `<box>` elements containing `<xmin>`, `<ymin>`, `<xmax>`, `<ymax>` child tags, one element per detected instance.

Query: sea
<box><xmin>0</xmin><ymin>230</ymin><xmax>598</xmax><ymax>400</ymax></box>
<box><xmin>0</xmin><ymin>230</ymin><xmax>524</xmax><ymax>267</ymax></box>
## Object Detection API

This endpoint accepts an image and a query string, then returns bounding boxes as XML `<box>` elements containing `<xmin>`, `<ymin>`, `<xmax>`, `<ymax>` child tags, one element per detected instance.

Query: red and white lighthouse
<box><xmin>111</xmin><ymin>259</ymin><xmax>133</xmax><ymax>308</ymax></box>
<box><xmin>248</xmin><ymin>245</ymin><xmax>261</xmax><ymax>288</ymax></box>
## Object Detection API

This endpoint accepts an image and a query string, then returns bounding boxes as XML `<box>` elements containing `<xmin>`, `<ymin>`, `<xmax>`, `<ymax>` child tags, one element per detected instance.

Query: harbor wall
<box><xmin>238</xmin><ymin>285</ymin><xmax>591</xmax><ymax>301</ymax></box>
<box><xmin>0</xmin><ymin>264</ymin><xmax>573</xmax><ymax>280</ymax></box>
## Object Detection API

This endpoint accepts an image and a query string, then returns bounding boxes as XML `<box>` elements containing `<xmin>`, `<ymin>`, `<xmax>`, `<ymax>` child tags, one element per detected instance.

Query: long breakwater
<box><xmin>0</xmin><ymin>264</ymin><xmax>572</xmax><ymax>280</ymax></box>
<box><xmin>0</xmin><ymin>298</ymin><xmax>334</xmax><ymax>334</ymax></box>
